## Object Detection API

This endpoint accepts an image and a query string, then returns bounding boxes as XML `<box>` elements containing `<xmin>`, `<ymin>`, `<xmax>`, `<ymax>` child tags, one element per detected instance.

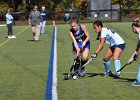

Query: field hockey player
<box><xmin>69</xmin><ymin>17</ymin><xmax>90</xmax><ymax>79</ymax></box>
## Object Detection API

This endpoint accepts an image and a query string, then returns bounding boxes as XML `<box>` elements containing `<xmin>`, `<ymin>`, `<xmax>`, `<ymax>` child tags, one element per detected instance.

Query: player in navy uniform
<box><xmin>69</xmin><ymin>17</ymin><xmax>90</xmax><ymax>79</ymax></box>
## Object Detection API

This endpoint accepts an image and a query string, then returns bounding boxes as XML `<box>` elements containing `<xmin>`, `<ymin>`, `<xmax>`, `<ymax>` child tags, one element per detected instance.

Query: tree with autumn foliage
<box><xmin>111</xmin><ymin>0</ymin><xmax>140</xmax><ymax>8</ymax></box>
<box><xmin>111</xmin><ymin>0</ymin><xmax>119</xmax><ymax>4</ymax></box>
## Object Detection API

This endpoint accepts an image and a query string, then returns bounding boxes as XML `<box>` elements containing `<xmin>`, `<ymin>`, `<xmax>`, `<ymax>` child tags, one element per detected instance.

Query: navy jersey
<box><xmin>70</xmin><ymin>24</ymin><xmax>87</xmax><ymax>43</ymax></box>
<box><xmin>70</xmin><ymin>24</ymin><xmax>90</xmax><ymax>50</ymax></box>
<box><xmin>40</xmin><ymin>10</ymin><xmax>47</xmax><ymax>22</ymax></box>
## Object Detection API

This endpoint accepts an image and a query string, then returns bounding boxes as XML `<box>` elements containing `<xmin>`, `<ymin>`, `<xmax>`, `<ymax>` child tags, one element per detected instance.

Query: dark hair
<box><xmin>70</xmin><ymin>17</ymin><xmax>79</xmax><ymax>24</ymax></box>
<box><xmin>132</xmin><ymin>18</ymin><xmax>140</xmax><ymax>27</ymax></box>
<box><xmin>93</xmin><ymin>20</ymin><xmax>103</xmax><ymax>27</ymax></box>
<box><xmin>93</xmin><ymin>20</ymin><xmax>103</xmax><ymax>40</ymax></box>
<box><xmin>96</xmin><ymin>32</ymin><xmax>101</xmax><ymax>40</ymax></box>
<box><xmin>33</xmin><ymin>5</ymin><xmax>38</xmax><ymax>10</ymax></box>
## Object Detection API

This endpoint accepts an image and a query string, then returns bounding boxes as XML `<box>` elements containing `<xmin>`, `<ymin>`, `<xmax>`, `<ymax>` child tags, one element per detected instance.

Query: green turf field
<box><xmin>0</xmin><ymin>22</ymin><xmax>139</xmax><ymax>100</ymax></box>
<box><xmin>57</xmin><ymin>22</ymin><xmax>140</xmax><ymax>100</ymax></box>
<box><xmin>0</xmin><ymin>25</ymin><xmax>53</xmax><ymax>100</ymax></box>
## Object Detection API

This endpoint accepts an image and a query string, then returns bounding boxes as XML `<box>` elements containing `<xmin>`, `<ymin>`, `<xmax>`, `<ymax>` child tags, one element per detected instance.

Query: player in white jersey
<box><xmin>91</xmin><ymin>20</ymin><xmax>125</xmax><ymax>78</ymax></box>
<box><xmin>127</xmin><ymin>18</ymin><xmax>140</xmax><ymax>86</ymax></box>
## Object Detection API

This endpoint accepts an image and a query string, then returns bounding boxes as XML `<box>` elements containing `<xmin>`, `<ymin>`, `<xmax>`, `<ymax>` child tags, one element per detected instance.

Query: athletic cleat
<box><xmin>103</xmin><ymin>71</ymin><xmax>114</xmax><ymax>77</ymax></box>
<box><xmin>64</xmin><ymin>75</ymin><xmax>69</xmax><ymax>80</ymax></box>
<box><xmin>8</xmin><ymin>36</ymin><xmax>12</xmax><ymax>39</ymax></box>
<box><xmin>130</xmin><ymin>81</ymin><xmax>140</xmax><ymax>86</ymax></box>
<box><xmin>11</xmin><ymin>35</ymin><xmax>16</xmax><ymax>38</ymax></box>
<box><xmin>79</xmin><ymin>68</ymin><xmax>85</xmax><ymax>77</ymax></box>
<box><xmin>64</xmin><ymin>74</ymin><xmax>70</xmax><ymax>80</ymax></box>
<box><xmin>114</xmin><ymin>73</ymin><xmax>122</xmax><ymax>78</ymax></box>
<box><xmin>131</xmin><ymin>80</ymin><xmax>138</xmax><ymax>84</ymax></box>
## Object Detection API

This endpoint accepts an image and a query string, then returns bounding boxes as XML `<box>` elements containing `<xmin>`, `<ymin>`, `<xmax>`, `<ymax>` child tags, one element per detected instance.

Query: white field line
<box><xmin>52</xmin><ymin>26</ymin><xmax>58</xmax><ymax>100</ymax></box>
<box><xmin>0</xmin><ymin>24</ymin><xmax>6</xmax><ymax>27</ymax></box>
<box><xmin>0</xmin><ymin>26</ymin><xmax>30</xmax><ymax>48</ymax></box>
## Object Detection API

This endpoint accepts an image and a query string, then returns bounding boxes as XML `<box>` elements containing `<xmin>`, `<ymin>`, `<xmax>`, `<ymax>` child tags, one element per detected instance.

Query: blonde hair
<box><xmin>132</xmin><ymin>18</ymin><xmax>140</xmax><ymax>27</ymax></box>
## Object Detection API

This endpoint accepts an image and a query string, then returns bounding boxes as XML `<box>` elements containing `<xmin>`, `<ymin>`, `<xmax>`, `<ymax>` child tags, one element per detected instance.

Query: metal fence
<box><xmin>0</xmin><ymin>8</ymin><xmax>140</xmax><ymax>25</ymax></box>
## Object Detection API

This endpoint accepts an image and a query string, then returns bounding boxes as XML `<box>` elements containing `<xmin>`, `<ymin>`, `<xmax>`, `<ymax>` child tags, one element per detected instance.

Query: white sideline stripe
<box><xmin>52</xmin><ymin>26</ymin><xmax>58</xmax><ymax>100</ymax></box>
<box><xmin>0</xmin><ymin>24</ymin><xmax>6</xmax><ymax>27</ymax></box>
<box><xmin>122</xmin><ymin>72</ymin><xmax>137</xmax><ymax>74</ymax></box>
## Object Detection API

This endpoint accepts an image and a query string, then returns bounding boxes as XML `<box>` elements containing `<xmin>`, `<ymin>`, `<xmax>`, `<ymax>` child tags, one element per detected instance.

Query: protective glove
<box><xmin>127</xmin><ymin>57</ymin><xmax>133</xmax><ymax>64</ymax></box>
<box><xmin>127</xmin><ymin>54</ymin><xmax>138</xmax><ymax>64</ymax></box>
<box><xmin>91</xmin><ymin>53</ymin><xmax>97</xmax><ymax>59</ymax></box>
<box><xmin>133</xmin><ymin>54</ymin><xmax>138</xmax><ymax>61</ymax></box>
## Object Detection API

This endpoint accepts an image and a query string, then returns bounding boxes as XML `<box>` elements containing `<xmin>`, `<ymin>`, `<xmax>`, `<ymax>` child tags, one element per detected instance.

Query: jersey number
<box><xmin>107</xmin><ymin>28</ymin><xmax>115</xmax><ymax>34</ymax></box>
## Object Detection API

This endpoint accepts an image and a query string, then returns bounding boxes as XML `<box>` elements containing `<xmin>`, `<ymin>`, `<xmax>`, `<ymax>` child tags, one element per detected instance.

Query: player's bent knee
<box><xmin>103</xmin><ymin>58</ymin><xmax>110</xmax><ymax>62</ymax></box>
<box><xmin>81</xmin><ymin>57</ymin><xmax>88</xmax><ymax>61</ymax></box>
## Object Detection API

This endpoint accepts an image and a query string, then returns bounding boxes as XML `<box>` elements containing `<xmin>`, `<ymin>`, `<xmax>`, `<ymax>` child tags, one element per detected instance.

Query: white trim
<box><xmin>122</xmin><ymin>72</ymin><xmax>137</xmax><ymax>74</ymax></box>
<box><xmin>52</xmin><ymin>26</ymin><xmax>58</xmax><ymax>100</ymax></box>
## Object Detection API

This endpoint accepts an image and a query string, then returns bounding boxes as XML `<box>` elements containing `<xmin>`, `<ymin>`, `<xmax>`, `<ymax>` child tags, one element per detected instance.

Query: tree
<box><xmin>74</xmin><ymin>0</ymin><xmax>87</xmax><ymax>9</ymax></box>
<box><xmin>111</xmin><ymin>0</ymin><xmax>119</xmax><ymax>4</ymax></box>
<box><xmin>122</xmin><ymin>0</ymin><xmax>138</xmax><ymax>8</ymax></box>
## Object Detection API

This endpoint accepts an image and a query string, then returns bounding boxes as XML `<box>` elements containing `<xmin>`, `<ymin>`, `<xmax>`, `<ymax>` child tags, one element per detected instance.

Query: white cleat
<box><xmin>11</xmin><ymin>35</ymin><xmax>16</xmax><ymax>38</ymax></box>
<box><xmin>8</xmin><ymin>36</ymin><xmax>12</xmax><ymax>39</ymax></box>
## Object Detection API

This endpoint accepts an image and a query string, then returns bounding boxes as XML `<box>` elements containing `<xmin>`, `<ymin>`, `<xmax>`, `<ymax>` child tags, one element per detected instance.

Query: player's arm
<box><xmin>127</xmin><ymin>42</ymin><xmax>140</xmax><ymax>64</ymax></box>
<box><xmin>10</xmin><ymin>15</ymin><xmax>13</xmax><ymax>20</ymax></box>
<box><xmin>28</xmin><ymin>12</ymin><xmax>32</xmax><ymax>25</ymax></box>
<box><xmin>137</xmin><ymin>48</ymin><xmax>140</xmax><ymax>55</ymax></box>
<box><xmin>81</xmin><ymin>24</ymin><xmax>90</xmax><ymax>43</ymax></box>
<box><xmin>69</xmin><ymin>31</ymin><xmax>80</xmax><ymax>55</ymax></box>
<box><xmin>132</xmin><ymin>41</ymin><xmax>140</xmax><ymax>57</ymax></box>
<box><xmin>136</xmin><ymin>41</ymin><xmax>140</xmax><ymax>54</ymax></box>
<box><xmin>81</xmin><ymin>24</ymin><xmax>90</xmax><ymax>49</ymax></box>
<box><xmin>39</xmin><ymin>12</ymin><xmax>43</xmax><ymax>22</ymax></box>
<box><xmin>91</xmin><ymin>37</ymin><xmax>105</xmax><ymax>59</ymax></box>
<box><xmin>95</xmin><ymin>37</ymin><xmax>105</xmax><ymax>54</ymax></box>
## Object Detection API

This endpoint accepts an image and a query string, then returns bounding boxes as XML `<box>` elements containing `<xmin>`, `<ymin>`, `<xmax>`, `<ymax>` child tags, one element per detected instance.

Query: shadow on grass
<box><xmin>62</xmin><ymin>72</ymin><xmax>103</xmax><ymax>81</ymax></box>
<box><xmin>116</xmin><ymin>77</ymin><xmax>136</xmax><ymax>82</ymax></box>
<box><xmin>27</xmin><ymin>40</ymin><xmax>41</xmax><ymax>42</ymax></box>
<box><xmin>62</xmin><ymin>72</ymin><xmax>103</xmax><ymax>78</ymax></box>
<box><xmin>27</xmin><ymin>39</ymin><xmax>35</xmax><ymax>41</ymax></box>
<box><xmin>86</xmin><ymin>72</ymin><xmax>103</xmax><ymax>77</ymax></box>
<box><xmin>62</xmin><ymin>72</ymin><xmax>136</xmax><ymax>82</ymax></box>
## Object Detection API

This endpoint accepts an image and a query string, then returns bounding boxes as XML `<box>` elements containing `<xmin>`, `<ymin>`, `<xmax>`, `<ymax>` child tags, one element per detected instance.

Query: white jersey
<box><xmin>100</xmin><ymin>27</ymin><xmax>125</xmax><ymax>47</ymax></box>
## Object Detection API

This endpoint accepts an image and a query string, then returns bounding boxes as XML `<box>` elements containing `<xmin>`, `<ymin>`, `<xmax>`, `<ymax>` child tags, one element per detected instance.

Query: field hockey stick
<box><xmin>117</xmin><ymin>63</ymin><xmax>130</xmax><ymax>72</ymax></box>
<box><xmin>71</xmin><ymin>58</ymin><xmax>94</xmax><ymax>76</ymax></box>
<box><xmin>64</xmin><ymin>49</ymin><xmax>84</xmax><ymax>80</ymax></box>
<box><xmin>66</xmin><ymin>58</ymin><xmax>77</xmax><ymax>77</ymax></box>
<box><xmin>64</xmin><ymin>57</ymin><xmax>79</xmax><ymax>80</ymax></box>
<box><xmin>117</xmin><ymin>55</ymin><xmax>138</xmax><ymax>72</ymax></box>
<box><xmin>66</xmin><ymin>49</ymin><xmax>83</xmax><ymax>73</ymax></box>
<box><xmin>64</xmin><ymin>57</ymin><xmax>94</xmax><ymax>80</ymax></box>
<box><xmin>81</xmin><ymin>58</ymin><xmax>93</xmax><ymax>68</ymax></box>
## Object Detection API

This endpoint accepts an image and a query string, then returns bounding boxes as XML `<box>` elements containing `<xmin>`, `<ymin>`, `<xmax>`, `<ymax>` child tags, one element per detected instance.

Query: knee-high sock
<box><xmin>103</xmin><ymin>60</ymin><xmax>111</xmax><ymax>72</ymax></box>
<box><xmin>114</xmin><ymin>60</ymin><xmax>121</xmax><ymax>74</ymax></box>
<box><xmin>137</xmin><ymin>64</ymin><xmax>140</xmax><ymax>82</ymax></box>
<box><xmin>81</xmin><ymin>60</ymin><xmax>87</xmax><ymax>70</ymax></box>
<box><xmin>73</xmin><ymin>58</ymin><xmax>80</xmax><ymax>72</ymax></box>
